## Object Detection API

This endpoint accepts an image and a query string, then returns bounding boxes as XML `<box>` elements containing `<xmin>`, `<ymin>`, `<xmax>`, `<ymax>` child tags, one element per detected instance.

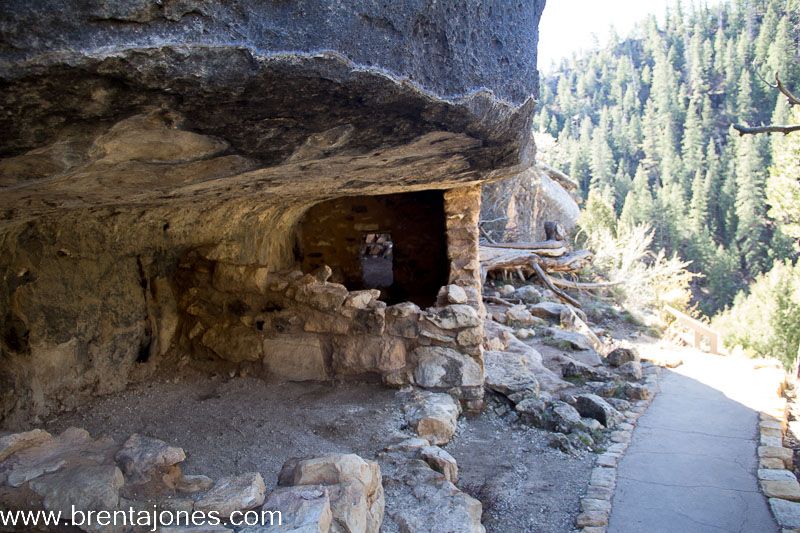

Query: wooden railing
<box><xmin>665</xmin><ymin>305</ymin><xmax>721</xmax><ymax>355</ymax></box>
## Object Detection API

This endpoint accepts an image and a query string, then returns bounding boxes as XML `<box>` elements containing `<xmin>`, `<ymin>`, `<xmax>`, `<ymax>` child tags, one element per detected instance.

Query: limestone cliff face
<box><xmin>0</xmin><ymin>0</ymin><xmax>545</xmax><ymax>427</ymax></box>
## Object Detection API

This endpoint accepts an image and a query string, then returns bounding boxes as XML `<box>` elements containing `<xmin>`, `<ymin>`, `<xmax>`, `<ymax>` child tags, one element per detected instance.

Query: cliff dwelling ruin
<box><xmin>0</xmin><ymin>2</ymin><xmax>616</xmax><ymax>532</ymax></box>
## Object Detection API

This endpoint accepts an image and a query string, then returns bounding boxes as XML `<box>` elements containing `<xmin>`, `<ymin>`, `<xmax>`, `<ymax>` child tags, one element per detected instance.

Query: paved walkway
<box><xmin>608</xmin><ymin>350</ymin><xmax>779</xmax><ymax>533</ymax></box>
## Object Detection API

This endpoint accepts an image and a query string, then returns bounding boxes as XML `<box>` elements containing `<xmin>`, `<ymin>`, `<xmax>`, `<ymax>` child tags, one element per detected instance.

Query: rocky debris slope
<box><xmin>479</xmin><ymin>279</ymin><xmax>663</xmax><ymax>455</ymax></box>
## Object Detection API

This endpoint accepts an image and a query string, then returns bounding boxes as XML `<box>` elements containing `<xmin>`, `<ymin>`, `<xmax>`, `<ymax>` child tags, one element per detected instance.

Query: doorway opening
<box><xmin>361</xmin><ymin>232</ymin><xmax>394</xmax><ymax>289</ymax></box>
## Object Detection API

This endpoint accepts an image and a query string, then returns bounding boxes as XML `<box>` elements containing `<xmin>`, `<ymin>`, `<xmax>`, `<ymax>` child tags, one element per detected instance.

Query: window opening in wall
<box><xmin>360</xmin><ymin>232</ymin><xmax>393</xmax><ymax>289</ymax></box>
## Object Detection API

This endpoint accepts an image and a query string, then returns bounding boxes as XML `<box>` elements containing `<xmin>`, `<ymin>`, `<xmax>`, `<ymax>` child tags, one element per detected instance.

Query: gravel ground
<box><xmin>447</xmin><ymin>405</ymin><xmax>594</xmax><ymax>533</ymax></box>
<box><xmin>42</xmin><ymin>375</ymin><xmax>593</xmax><ymax>532</ymax></box>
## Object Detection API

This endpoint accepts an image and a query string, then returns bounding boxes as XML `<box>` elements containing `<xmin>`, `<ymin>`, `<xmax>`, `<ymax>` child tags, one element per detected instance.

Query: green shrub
<box><xmin>712</xmin><ymin>260</ymin><xmax>800</xmax><ymax>370</ymax></box>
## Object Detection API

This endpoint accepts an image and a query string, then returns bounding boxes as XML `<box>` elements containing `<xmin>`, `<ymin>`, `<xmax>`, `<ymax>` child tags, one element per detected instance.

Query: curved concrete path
<box><xmin>608</xmin><ymin>351</ymin><xmax>778</xmax><ymax>533</ymax></box>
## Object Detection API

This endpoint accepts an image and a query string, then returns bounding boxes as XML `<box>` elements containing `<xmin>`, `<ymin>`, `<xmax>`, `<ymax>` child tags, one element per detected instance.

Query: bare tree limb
<box><xmin>732</xmin><ymin>123</ymin><xmax>800</xmax><ymax>136</ymax></box>
<box><xmin>776</xmin><ymin>73</ymin><xmax>800</xmax><ymax>107</ymax></box>
<box><xmin>478</xmin><ymin>224</ymin><xmax>498</xmax><ymax>244</ymax></box>
<box><xmin>733</xmin><ymin>72</ymin><xmax>800</xmax><ymax>136</ymax></box>
<box><xmin>532</xmin><ymin>263</ymin><xmax>581</xmax><ymax>308</ymax></box>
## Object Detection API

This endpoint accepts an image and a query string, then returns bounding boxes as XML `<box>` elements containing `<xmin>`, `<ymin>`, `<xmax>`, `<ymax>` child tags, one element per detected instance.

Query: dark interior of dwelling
<box><xmin>298</xmin><ymin>190</ymin><xmax>450</xmax><ymax>307</ymax></box>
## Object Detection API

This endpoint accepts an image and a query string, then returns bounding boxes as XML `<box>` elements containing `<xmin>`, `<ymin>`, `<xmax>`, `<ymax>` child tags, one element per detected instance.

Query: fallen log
<box><xmin>483</xmin><ymin>240</ymin><xmax>566</xmax><ymax>250</ymax></box>
<box><xmin>549</xmin><ymin>278</ymin><xmax>622</xmax><ymax>291</ymax></box>
<box><xmin>483</xmin><ymin>240</ymin><xmax>567</xmax><ymax>255</ymax></box>
<box><xmin>479</xmin><ymin>246</ymin><xmax>593</xmax><ymax>280</ymax></box>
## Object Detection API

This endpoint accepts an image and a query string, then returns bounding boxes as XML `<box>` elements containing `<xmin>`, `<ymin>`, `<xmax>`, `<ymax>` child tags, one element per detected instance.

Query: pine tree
<box><xmin>534</xmin><ymin>0</ymin><xmax>800</xmax><ymax>313</ymax></box>
<box><xmin>734</xmin><ymin>133</ymin><xmax>770</xmax><ymax>277</ymax></box>
<box><xmin>619</xmin><ymin>164</ymin><xmax>655</xmax><ymax>231</ymax></box>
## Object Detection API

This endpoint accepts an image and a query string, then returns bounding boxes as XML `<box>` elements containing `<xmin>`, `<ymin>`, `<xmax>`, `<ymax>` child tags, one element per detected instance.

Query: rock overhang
<box><xmin>0</xmin><ymin>0</ymin><xmax>546</xmax><ymax>425</ymax></box>
<box><xmin>0</xmin><ymin>47</ymin><xmax>536</xmax><ymax>217</ymax></box>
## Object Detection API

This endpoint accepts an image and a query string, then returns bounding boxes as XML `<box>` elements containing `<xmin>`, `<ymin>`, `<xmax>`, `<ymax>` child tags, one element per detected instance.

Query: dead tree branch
<box><xmin>532</xmin><ymin>263</ymin><xmax>581</xmax><ymax>308</ymax></box>
<box><xmin>732</xmin><ymin>124</ymin><xmax>800</xmax><ymax>136</ymax></box>
<box><xmin>733</xmin><ymin>73</ymin><xmax>800</xmax><ymax>136</ymax></box>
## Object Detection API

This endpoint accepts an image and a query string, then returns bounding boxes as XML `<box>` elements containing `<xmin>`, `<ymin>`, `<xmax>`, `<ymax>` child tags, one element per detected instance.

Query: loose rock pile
<box><xmin>0</xmin><ymin>427</ymin><xmax>395</xmax><ymax>533</ymax></box>
<box><xmin>480</xmin><ymin>279</ymin><xmax>661</xmax><ymax>457</ymax></box>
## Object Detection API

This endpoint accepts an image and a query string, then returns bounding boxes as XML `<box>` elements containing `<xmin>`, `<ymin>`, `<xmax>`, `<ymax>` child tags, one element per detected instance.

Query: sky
<box><xmin>538</xmin><ymin>0</ymin><xmax>726</xmax><ymax>72</ymax></box>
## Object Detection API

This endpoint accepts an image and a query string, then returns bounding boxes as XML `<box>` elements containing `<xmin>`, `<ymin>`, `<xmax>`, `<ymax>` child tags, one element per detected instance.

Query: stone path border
<box><xmin>756</xmin><ymin>378</ymin><xmax>800</xmax><ymax>532</ymax></box>
<box><xmin>574</xmin><ymin>363</ymin><xmax>662</xmax><ymax>532</ymax></box>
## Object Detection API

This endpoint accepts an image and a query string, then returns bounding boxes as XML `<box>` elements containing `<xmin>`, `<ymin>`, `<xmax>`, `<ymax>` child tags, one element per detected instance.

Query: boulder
<box><xmin>606</xmin><ymin>398</ymin><xmax>632</xmax><ymax>411</ymax></box>
<box><xmin>498</xmin><ymin>285</ymin><xmax>516</xmax><ymax>297</ymax></box>
<box><xmin>617</xmin><ymin>361</ymin><xmax>643</xmax><ymax>381</ymax></box>
<box><xmin>258</xmin><ymin>486</ymin><xmax>332</xmax><ymax>533</ymax></box>
<box><xmin>5</xmin><ymin>427</ymin><xmax>116</xmax><ymax>488</ymax></box>
<box><xmin>419</xmin><ymin>446</ymin><xmax>458</xmax><ymax>483</ymax></box>
<box><xmin>29</xmin><ymin>464</ymin><xmax>124</xmax><ymax>518</ymax></box>
<box><xmin>562</xmin><ymin>361</ymin><xmax>612</xmax><ymax>382</ymax></box>
<box><xmin>201</xmin><ymin>323</ymin><xmax>263</xmax><ymax>363</ymax></box>
<box><xmin>382</xmin><ymin>459</ymin><xmax>484</xmax><ymax>533</ymax></box>
<box><xmin>413</xmin><ymin>347</ymin><xmax>483</xmax><ymax>390</ymax></box>
<box><xmin>195</xmin><ymin>472</ymin><xmax>267</xmax><ymax>518</ymax></box>
<box><xmin>493</xmin><ymin>324</ymin><xmax>570</xmax><ymax>393</ymax></box>
<box><xmin>606</xmin><ymin>347</ymin><xmax>639</xmax><ymax>367</ymax></box>
<box><xmin>515</xmin><ymin>285</ymin><xmax>542</xmax><ymax>304</ymax></box>
<box><xmin>0</xmin><ymin>429</ymin><xmax>52</xmax><ymax>462</ymax></box>
<box><xmin>483</xmin><ymin>350</ymin><xmax>540</xmax><ymax>400</ymax></box>
<box><xmin>769</xmin><ymin>497</ymin><xmax>800</xmax><ymax>528</ymax></box>
<box><xmin>115</xmin><ymin>433</ymin><xmax>186</xmax><ymax>484</ymax></box>
<box><xmin>575</xmin><ymin>394</ymin><xmax>623</xmax><ymax>428</ymax></box>
<box><xmin>560</xmin><ymin>307</ymin><xmax>603</xmax><ymax>352</ymax></box>
<box><xmin>528</xmin><ymin>302</ymin><xmax>567</xmax><ymax>321</ymax></box>
<box><xmin>505</xmin><ymin>305</ymin><xmax>539</xmax><ymax>327</ymax></box>
<box><xmin>515</xmin><ymin>397</ymin><xmax>549</xmax><ymax>428</ymax></box>
<box><xmin>278</xmin><ymin>454</ymin><xmax>383</xmax><ymax>533</ymax></box>
<box><xmin>403</xmin><ymin>390</ymin><xmax>461</xmax><ymax>445</ymax></box>
<box><xmin>544</xmin><ymin>328</ymin><xmax>595</xmax><ymax>353</ymax></box>
<box><xmin>550</xmin><ymin>401</ymin><xmax>585</xmax><ymax>434</ymax></box>
<box><xmin>623</xmin><ymin>383</ymin><xmax>650</xmax><ymax>400</ymax></box>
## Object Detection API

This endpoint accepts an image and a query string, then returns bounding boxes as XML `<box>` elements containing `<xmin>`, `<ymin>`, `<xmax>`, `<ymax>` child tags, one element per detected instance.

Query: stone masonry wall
<box><xmin>172</xmin><ymin>186</ymin><xmax>486</xmax><ymax>405</ymax></box>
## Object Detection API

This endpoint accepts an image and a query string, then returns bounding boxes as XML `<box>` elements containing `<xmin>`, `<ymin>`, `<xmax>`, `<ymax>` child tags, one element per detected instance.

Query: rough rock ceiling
<box><xmin>0</xmin><ymin>50</ymin><xmax>534</xmax><ymax>222</ymax></box>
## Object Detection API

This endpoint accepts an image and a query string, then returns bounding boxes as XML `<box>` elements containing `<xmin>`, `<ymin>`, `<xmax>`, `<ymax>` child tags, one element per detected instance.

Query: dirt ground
<box><xmin>42</xmin><ymin>374</ymin><xmax>594</xmax><ymax>532</ymax></box>
<box><xmin>447</xmin><ymin>408</ymin><xmax>593</xmax><ymax>532</ymax></box>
